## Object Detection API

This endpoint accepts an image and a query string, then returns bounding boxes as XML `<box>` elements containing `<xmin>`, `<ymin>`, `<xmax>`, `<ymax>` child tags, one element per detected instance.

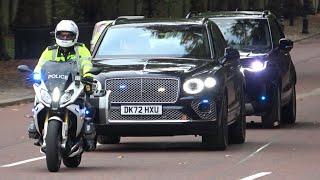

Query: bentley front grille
<box><xmin>105</xmin><ymin>78</ymin><xmax>179</xmax><ymax>103</ymax></box>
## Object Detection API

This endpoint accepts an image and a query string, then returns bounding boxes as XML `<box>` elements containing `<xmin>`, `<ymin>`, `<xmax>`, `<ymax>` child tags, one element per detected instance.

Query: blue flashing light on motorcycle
<box><xmin>33</xmin><ymin>73</ymin><xmax>42</xmax><ymax>81</ymax></box>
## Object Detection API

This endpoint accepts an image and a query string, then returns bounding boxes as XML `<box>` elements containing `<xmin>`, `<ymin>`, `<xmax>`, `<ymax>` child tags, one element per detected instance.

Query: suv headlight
<box><xmin>183</xmin><ymin>78</ymin><xmax>204</xmax><ymax>94</ymax></box>
<box><xmin>243</xmin><ymin>61</ymin><xmax>268</xmax><ymax>72</ymax></box>
<box><xmin>183</xmin><ymin>77</ymin><xmax>217</xmax><ymax>94</ymax></box>
<box><xmin>204</xmin><ymin>77</ymin><xmax>217</xmax><ymax>88</ymax></box>
<box><xmin>60</xmin><ymin>90</ymin><xmax>74</xmax><ymax>104</ymax></box>
<box><xmin>40</xmin><ymin>89</ymin><xmax>52</xmax><ymax>104</ymax></box>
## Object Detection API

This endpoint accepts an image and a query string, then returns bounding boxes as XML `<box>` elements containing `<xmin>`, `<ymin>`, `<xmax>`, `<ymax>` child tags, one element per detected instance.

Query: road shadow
<box><xmin>246</xmin><ymin>121</ymin><xmax>320</xmax><ymax>130</ymax></box>
<box><xmin>94</xmin><ymin>140</ymin><xmax>265</xmax><ymax>153</ymax></box>
<box><xmin>28</xmin><ymin>165</ymin><xmax>142</xmax><ymax>174</ymax></box>
<box><xmin>96</xmin><ymin>141</ymin><xmax>210</xmax><ymax>153</ymax></box>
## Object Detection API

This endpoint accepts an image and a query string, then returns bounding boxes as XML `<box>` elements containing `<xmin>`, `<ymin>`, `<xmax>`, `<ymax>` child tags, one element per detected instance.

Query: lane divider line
<box><xmin>1</xmin><ymin>156</ymin><xmax>45</xmax><ymax>168</ymax></box>
<box><xmin>0</xmin><ymin>142</ymin><xmax>103</xmax><ymax>168</ymax></box>
<box><xmin>0</xmin><ymin>144</ymin><xmax>103</xmax><ymax>168</ymax></box>
<box><xmin>237</xmin><ymin>142</ymin><xmax>272</xmax><ymax>165</ymax></box>
<box><xmin>240</xmin><ymin>172</ymin><xmax>272</xmax><ymax>180</ymax></box>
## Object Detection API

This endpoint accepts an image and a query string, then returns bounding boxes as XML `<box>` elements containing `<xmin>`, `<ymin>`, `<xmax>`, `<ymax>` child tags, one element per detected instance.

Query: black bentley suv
<box><xmin>90</xmin><ymin>18</ymin><xmax>246</xmax><ymax>150</ymax></box>
<box><xmin>188</xmin><ymin>11</ymin><xmax>297</xmax><ymax>128</ymax></box>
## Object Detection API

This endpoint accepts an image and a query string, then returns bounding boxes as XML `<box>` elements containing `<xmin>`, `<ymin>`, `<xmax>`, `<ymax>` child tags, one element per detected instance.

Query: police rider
<box><xmin>28</xmin><ymin>20</ymin><xmax>96</xmax><ymax>151</ymax></box>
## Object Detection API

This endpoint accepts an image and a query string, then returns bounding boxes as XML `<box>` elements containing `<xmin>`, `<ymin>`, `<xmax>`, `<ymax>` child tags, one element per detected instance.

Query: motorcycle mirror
<box><xmin>87</xmin><ymin>67</ymin><xmax>102</xmax><ymax>75</ymax></box>
<box><xmin>17</xmin><ymin>65</ymin><xmax>33</xmax><ymax>73</ymax></box>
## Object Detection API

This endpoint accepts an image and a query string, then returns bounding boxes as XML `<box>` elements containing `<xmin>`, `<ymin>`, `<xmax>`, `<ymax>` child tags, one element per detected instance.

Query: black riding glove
<box><xmin>82</xmin><ymin>76</ymin><xmax>94</xmax><ymax>94</ymax></box>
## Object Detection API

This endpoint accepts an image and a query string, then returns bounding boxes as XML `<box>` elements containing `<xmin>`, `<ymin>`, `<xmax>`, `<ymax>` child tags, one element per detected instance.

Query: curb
<box><xmin>0</xmin><ymin>96</ymin><xmax>34</xmax><ymax>107</ymax></box>
<box><xmin>292</xmin><ymin>33</ymin><xmax>320</xmax><ymax>43</ymax></box>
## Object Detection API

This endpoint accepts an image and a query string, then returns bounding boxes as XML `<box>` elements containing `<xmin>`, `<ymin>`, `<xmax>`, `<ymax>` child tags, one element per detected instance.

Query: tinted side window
<box><xmin>269</xmin><ymin>19</ymin><xmax>284</xmax><ymax>46</ymax></box>
<box><xmin>210</xmin><ymin>23</ymin><xmax>226</xmax><ymax>58</ymax></box>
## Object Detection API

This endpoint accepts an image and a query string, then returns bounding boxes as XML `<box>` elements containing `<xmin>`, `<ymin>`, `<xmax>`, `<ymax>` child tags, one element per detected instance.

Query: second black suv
<box><xmin>189</xmin><ymin>11</ymin><xmax>297</xmax><ymax>128</ymax></box>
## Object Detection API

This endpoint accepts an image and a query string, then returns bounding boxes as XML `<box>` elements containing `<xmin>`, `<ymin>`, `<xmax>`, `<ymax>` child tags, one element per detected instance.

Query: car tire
<box><xmin>97</xmin><ymin>135</ymin><xmax>121</xmax><ymax>144</ymax></box>
<box><xmin>281</xmin><ymin>85</ymin><xmax>296</xmax><ymax>124</ymax></box>
<box><xmin>228</xmin><ymin>87</ymin><xmax>246</xmax><ymax>144</ymax></box>
<box><xmin>202</xmin><ymin>94</ymin><xmax>228</xmax><ymax>150</ymax></box>
<box><xmin>262</xmin><ymin>85</ymin><xmax>281</xmax><ymax>128</ymax></box>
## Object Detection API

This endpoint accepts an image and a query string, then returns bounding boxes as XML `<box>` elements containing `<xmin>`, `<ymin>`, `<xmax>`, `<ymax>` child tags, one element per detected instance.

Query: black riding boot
<box><xmin>83</xmin><ymin>117</ymin><xmax>96</xmax><ymax>151</ymax></box>
<box><xmin>28</xmin><ymin>120</ymin><xmax>41</xmax><ymax>146</ymax></box>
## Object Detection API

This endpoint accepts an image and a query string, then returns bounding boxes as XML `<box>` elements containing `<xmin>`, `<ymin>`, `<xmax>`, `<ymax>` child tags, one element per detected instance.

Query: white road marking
<box><xmin>297</xmin><ymin>88</ymin><xmax>320</xmax><ymax>99</ymax></box>
<box><xmin>237</xmin><ymin>142</ymin><xmax>272</xmax><ymax>165</ymax></box>
<box><xmin>240</xmin><ymin>172</ymin><xmax>272</xmax><ymax>180</ymax></box>
<box><xmin>1</xmin><ymin>143</ymin><xmax>103</xmax><ymax>168</ymax></box>
<box><xmin>1</xmin><ymin>156</ymin><xmax>45</xmax><ymax>167</ymax></box>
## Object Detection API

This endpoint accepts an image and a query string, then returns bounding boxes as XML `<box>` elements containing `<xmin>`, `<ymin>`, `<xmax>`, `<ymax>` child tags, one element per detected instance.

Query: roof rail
<box><xmin>118</xmin><ymin>16</ymin><xmax>145</xmax><ymax>20</ymax></box>
<box><xmin>201</xmin><ymin>17</ymin><xmax>209</xmax><ymax>24</ymax></box>
<box><xmin>112</xmin><ymin>18</ymin><xmax>128</xmax><ymax>25</ymax></box>
<box><xmin>262</xmin><ymin>10</ymin><xmax>270</xmax><ymax>17</ymax></box>
<box><xmin>112</xmin><ymin>16</ymin><xmax>145</xmax><ymax>25</ymax></box>
<box><xmin>185</xmin><ymin>11</ymin><xmax>199</xmax><ymax>19</ymax></box>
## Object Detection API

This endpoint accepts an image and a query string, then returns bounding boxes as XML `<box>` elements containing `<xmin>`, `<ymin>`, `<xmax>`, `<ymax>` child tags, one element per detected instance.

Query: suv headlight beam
<box><xmin>183</xmin><ymin>77</ymin><xmax>217</xmax><ymax>94</ymax></box>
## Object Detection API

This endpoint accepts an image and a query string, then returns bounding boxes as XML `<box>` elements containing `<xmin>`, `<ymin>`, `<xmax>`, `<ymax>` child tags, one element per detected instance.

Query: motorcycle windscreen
<box><xmin>41</xmin><ymin>61</ymin><xmax>79</xmax><ymax>93</ymax></box>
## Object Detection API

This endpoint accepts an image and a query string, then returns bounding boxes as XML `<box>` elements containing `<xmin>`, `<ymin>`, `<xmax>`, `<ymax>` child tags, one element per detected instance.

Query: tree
<box><xmin>13</xmin><ymin>0</ymin><xmax>47</xmax><ymax>26</ymax></box>
<box><xmin>54</xmin><ymin>0</ymin><xmax>85</xmax><ymax>22</ymax></box>
<box><xmin>0</xmin><ymin>18</ymin><xmax>11</xmax><ymax>60</ymax></box>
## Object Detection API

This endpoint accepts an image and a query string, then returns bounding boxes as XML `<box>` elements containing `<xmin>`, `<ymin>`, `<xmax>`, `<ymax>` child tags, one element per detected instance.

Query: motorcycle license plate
<box><xmin>120</xmin><ymin>105</ymin><xmax>162</xmax><ymax>115</ymax></box>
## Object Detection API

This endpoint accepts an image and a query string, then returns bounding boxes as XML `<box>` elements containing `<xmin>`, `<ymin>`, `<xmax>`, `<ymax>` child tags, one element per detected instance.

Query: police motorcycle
<box><xmin>18</xmin><ymin>61</ymin><xmax>105</xmax><ymax>172</ymax></box>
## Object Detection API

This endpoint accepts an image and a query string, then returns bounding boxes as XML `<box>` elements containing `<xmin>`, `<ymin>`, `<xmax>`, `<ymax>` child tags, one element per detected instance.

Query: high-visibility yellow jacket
<box><xmin>34</xmin><ymin>43</ymin><xmax>93</xmax><ymax>77</ymax></box>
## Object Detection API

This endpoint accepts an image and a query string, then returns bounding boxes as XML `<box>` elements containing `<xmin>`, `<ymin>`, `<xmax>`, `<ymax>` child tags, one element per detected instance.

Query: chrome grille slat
<box><xmin>105</xmin><ymin>77</ymin><xmax>179</xmax><ymax>103</ymax></box>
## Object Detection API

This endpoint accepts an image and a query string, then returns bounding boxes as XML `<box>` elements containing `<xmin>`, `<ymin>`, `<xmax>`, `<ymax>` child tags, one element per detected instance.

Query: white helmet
<box><xmin>55</xmin><ymin>20</ymin><xmax>79</xmax><ymax>47</ymax></box>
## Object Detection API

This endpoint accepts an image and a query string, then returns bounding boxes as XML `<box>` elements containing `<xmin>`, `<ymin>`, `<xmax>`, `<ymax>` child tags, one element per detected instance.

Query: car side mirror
<box><xmin>87</xmin><ymin>67</ymin><xmax>102</xmax><ymax>75</ymax></box>
<box><xmin>17</xmin><ymin>65</ymin><xmax>33</xmax><ymax>73</ymax></box>
<box><xmin>224</xmin><ymin>47</ymin><xmax>240</xmax><ymax>63</ymax></box>
<box><xmin>279</xmin><ymin>38</ymin><xmax>293</xmax><ymax>52</ymax></box>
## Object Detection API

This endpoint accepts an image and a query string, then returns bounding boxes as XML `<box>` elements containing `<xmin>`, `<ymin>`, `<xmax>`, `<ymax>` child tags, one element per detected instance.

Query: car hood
<box><xmin>240</xmin><ymin>52</ymin><xmax>268</xmax><ymax>58</ymax></box>
<box><xmin>93</xmin><ymin>57</ymin><xmax>214</xmax><ymax>76</ymax></box>
<box><xmin>239</xmin><ymin>52</ymin><xmax>269</xmax><ymax>64</ymax></box>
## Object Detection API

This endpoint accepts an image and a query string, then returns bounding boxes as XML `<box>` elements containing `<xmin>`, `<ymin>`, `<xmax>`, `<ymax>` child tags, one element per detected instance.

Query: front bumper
<box><xmin>95</xmin><ymin>121</ymin><xmax>218</xmax><ymax>136</ymax></box>
<box><xmin>91</xmin><ymin>93</ymin><xmax>221</xmax><ymax>136</ymax></box>
<box><xmin>243</xmin><ymin>68</ymin><xmax>278</xmax><ymax>115</ymax></box>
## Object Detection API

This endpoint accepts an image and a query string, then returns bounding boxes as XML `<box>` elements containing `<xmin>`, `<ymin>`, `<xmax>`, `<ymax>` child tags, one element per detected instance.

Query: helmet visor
<box><xmin>56</xmin><ymin>31</ymin><xmax>76</xmax><ymax>41</ymax></box>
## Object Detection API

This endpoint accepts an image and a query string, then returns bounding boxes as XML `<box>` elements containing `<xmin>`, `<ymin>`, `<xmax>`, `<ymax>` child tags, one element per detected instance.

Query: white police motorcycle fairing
<box><xmin>18</xmin><ymin>61</ymin><xmax>105</xmax><ymax>172</ymax></box>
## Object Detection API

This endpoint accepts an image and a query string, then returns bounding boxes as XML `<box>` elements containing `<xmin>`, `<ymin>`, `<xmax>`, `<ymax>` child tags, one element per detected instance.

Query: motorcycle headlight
<box><xmin>40</xmin><ymin>89</ymin><xmax>51</xmax><ymax>104</ymax></box>
<box><xmin>60</xmin><ymin>90</ymin><xmax>74</xmax><ymax>104</ymax></box>
<box><xmin>244</xmin><ymin>61</ymin><xmax>268</xmax><ymax>72</ymax></box>
<box><xmin>183</xmin><ymin>78</ymin><xmax>204</xmax><ymax>94</ymax></box>
<box><xmin>52</xmin><ymin>87</ymin><xmax>61</xmax><ymax>103</ymax></box>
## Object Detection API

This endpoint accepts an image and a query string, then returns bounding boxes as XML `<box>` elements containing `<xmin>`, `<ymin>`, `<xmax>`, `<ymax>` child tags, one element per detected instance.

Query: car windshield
<box><xmin>212</xmin><ymin>18</ymin><xmax>272</xmax><ymax>53</ymax></box>
<box><xmin>96</xmin><ymin>25</ymin><xmax>211</xmax><ymax>59</ymax></box>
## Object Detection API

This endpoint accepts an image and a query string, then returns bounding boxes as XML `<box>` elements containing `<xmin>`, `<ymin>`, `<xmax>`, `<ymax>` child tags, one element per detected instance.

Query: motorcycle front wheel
<box><xmin>46</xmin><ymin>120</ymin><xmax>62</xmax><ymax>172</ymax></box>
